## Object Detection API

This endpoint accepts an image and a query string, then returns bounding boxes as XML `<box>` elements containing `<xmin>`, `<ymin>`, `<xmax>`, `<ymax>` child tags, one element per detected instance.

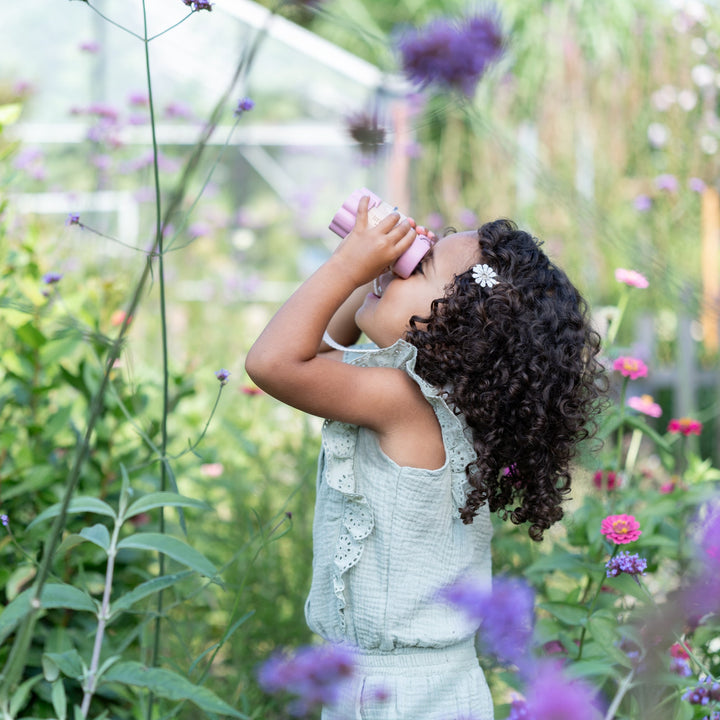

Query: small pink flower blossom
<box><xmin>593</xmin><ymin>470</ymin><xmax>621</xmax><ymax>491</ymax></box>
<box><xmin>601</xmin><ymin>514</ymin><xmax>642</xmax><ymax>544</ymax></box>
<box><xmin>200</xmin><ymin>463</ymin><xmax>224</xmax><ymax>478</ymax></box>
<box><xmin>615</xmin><ymin>268</ymin><xmax>649</xmax><ymax>289</ymax></box>
<box><xmin>668</xmin><ymin>417</ymin><xmax>702</xmax><ymax>436</ymax></box>
<box><xmin>627</xmin><ymin>394</ymin><xmax>662</xmax><ymax>418</ymax></box>
<box><xmin>613</xmin><ymin>356</ymin><xmax>648</xmax><ymax>380</ymax></box>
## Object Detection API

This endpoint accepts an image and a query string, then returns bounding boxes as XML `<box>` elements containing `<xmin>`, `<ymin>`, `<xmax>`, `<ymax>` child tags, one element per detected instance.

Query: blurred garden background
<box><xmin>1</xmin><ymin>0</ymin><xmax>720</xmax><ymax>718</ymax></box>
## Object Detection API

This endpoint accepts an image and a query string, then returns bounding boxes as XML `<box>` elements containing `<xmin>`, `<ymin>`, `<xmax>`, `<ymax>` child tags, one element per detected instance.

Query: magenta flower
<box><xmin>615</xmin><ymin>268</ymin><xmax>649</xmax><ymax>288</ymax></box>
<box><xmin>668</xmin><ymin>417</ymin><xmax>702</xmax><ymax>436</ymax></box>
<box><xmin>613</xmin><ymin>356</ymin><xmax>648</xmax><ymax>380</ymax></box>
<box><xmin>593</xmin><ymin>469</ymin><xmax>621</xmax><ymax>491</ymax></box>
<box><xmin>601</xmin><ymin>514</ymin><xmax>642</xmax><ymax>544</ymax></box>
<box><xmin>397</xmin><ymin>10</ymin><xmax>505</xmax><ymax>96</ymax></box>
<box><xmin>627</xmin><ymin>394</ymin><xmax>662</xmax><ymax>418</ymax></box>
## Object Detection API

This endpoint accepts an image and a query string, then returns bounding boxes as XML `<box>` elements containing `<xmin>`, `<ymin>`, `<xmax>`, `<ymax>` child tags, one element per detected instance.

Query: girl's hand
<box><xmin>332</xmin><ymin>196</ymin><xmax>417</xmax><ymax>287</ymax></box>
<box><xmin>407</xmin><ymin>217</ymin><xmax>438</xmax><ymax>244</ymax></box>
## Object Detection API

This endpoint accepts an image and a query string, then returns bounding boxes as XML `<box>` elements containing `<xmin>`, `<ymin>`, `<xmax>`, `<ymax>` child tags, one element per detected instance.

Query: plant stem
<box><xmin>607</xmin><ymin>289</ymin><xmax>629</xmax><ymax>345</ymax></box>
<box><xmin>603</xmin><ymin>668</ymin><xmax>635</xmax><ymax>720</ymax></box>
<box><xmin>140</xmin><ymin>2</ymin><xmax>171</xmax><ymax>715</ymax></box>
<box><xmin>616</xmin><ymin>377</ymin><xmax>628</xmax><ymax>472</ymax></box>
<box><xmin>80</xmin><ymin>517</ymin><xmax>123</xmax><ymax>717</ymax></box>
<box><xmin>577</xmin><ymin>546</ymin><xmax>619</xmax><ymax>661</ymax></box>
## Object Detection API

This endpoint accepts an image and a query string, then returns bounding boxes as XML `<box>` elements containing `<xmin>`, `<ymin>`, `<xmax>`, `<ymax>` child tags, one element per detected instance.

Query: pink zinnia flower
<box><xmin>615</xmin><ymin>268</ymin><xmax>649</xmax><ymax>289</ymax></box>
<box><xmin>668</xmin><ymin>417</ymin><xmax>702</xmax><ymax>436</ymax></box>
<box><xmin>601</xmin><ymin>514</ymin><xmax>642</xmax><ymax>544</ymax></box>
<box><xmin>613</xmin><ymin>356</ymin><xmax>649</xmax><ymax>380</ymax></box>
<box><xmin>593</xmin><ymin>470</ymin><xmax>621</xmax><ymax>491</ymax></box>
<box><xmin>627</xmin><ymin>394</ymin><xmax>662</xmax><ymax>418</ymax></box>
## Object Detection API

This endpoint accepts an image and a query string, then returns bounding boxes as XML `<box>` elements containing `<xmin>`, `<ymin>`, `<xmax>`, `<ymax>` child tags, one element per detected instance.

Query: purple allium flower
<box><xmin>655</xmin><ymin>173</ymin><xmax>679</xmax><ymax>192</ymax></box>
<box><xmin>633</xmin><ymin>194</ymin><xmax>653</xmax><ymax>212</ymax></box>
<box><xmin>1</xmin><ymin>514</ymin><xmax>8</xmax><ymax>528</ymax></box>
<box><xmin>605</xmin><ymin>551</ymin><xmax>648</xmax><ymax>579</ymax></box>
<box><xmin>258</xmin><ymin>643</ymin><xmax>356</xmax><ymax>716</ymax></box>
<box><xmin>440</xmin><ymin>575</ymin><xmax>534</xmax><ymax>667</ymax></box>
<box><xmin>215</xmin><ymin>368</ymin><xmax>231</xmax><ymax>385</ymax></box>
<box><xmin>397</xmin><ymin>10</ymin><xmax>505</xmax><ymax>96</ymax></box>
<box><xmin>42</xmin><ymin>272</ymin><xmax>63</xmax><ymax>285</ymax></box>
<box><xmin>346</xmin><ymin>111</ymin><xmax>386</xmax><ymax>156</ymax></box>
<box><xmin>66</xmin><ymin>212</ymin><xmax>80</xmax><ymax>226</ymax></box>
<box><xmin>698</xmin><ymin>501</ymin><xmax>720</xmax><ymax>571</ymax></box>
<box><xmin>523</xmin><ymin>662</ymin><xmax>601</xmax><ymax>719</ymax></box>
<box><xmin>235</xmin><ymin>97</ymin><xmax>255</xmax><ymax>116</ymax></box>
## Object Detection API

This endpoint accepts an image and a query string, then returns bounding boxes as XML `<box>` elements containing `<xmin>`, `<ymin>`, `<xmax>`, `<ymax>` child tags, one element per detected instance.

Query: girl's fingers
<box><xmin>355</xmin><ymin>195</ymin><xmax>371</xmax><ymax>228</ymax></box>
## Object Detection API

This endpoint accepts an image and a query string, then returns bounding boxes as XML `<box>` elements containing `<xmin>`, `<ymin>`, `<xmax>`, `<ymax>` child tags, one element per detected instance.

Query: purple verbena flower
<box><xmin>689</xmin><ymin>177</ymin><xmax>706</xmax><ymax>193</ymax></box>
<box><xmin>234</xmin><ymin>97</ymin><xmax>255</xmax><ymax>116</ymax></box>
<box><xmin>66</xmin><ymin>212</ymin><xmax>80</xmax><ymax>226</ymax></box>
<box><xmin>183</xmin><ymin>0</ymin><xmax>213</xmax><ymax>10</ymax></box>
<box><xmin>258</xmin><ymin>643</ymin><xmax>356</xmax><ymax>716</ymax></box>
<box><xmin>633</xmin><ymin>194</ymin><xmax>652</xmax><ymax>212</ymax></box>
<box><xmin>42</xmin><ymin>272</ymin><xmax>63</xmax><ymax>285</ymax></box>
<box><xmin>507</xmin><ymin>698</ymin><xmax>530</xmax><ymax>719</ymax></box>
<box><xmin>439</xmin><ymin>574</ymin><xmax>534</xmax><ymax>668</ymax></box>
<box><xmin>605</xmin><ymin>551</ymin><xmax>648</xmax><ymax>579</ymax></box>
<box><xmin>523</xmin><ymin>662</ymin><xmax>602</xmax><ymax>719</ymax></box>
<box><xmin>682</xmin><ymin>678</ymin><xmax>720</xmax><ymax>705</ymax></box>
<box><xmin>397</xmin><ymin>9</ymin><xmax>505</xmax><ymax>96</ymax></box>
<box><xmin>1</xmin><ymin>514</ymin><xmax>8</xmax><ymax>528</ymax></box>
<box><xmin>655</xmin><ymin>173</ymin><xmax>679</xmax><ymax>192</ymax></box>
<box><xmin>215</xmin><ymin>368</ymin><xmax>231</xmax><ymax>385</ymax></box>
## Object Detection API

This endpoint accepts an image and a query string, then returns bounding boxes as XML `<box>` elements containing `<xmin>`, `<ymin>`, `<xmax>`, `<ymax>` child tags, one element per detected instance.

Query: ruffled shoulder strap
<box><xmin>320</xmin><ymin>339</ymin><xmax>478</xmax><ymax>631</ymax></box>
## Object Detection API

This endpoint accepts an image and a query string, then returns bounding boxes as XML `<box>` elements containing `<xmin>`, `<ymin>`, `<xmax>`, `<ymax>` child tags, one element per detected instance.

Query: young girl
<box><xmin>245</xmin><ymin>197</ymin><xmax>604</xmax><ymax>720</ymax></box>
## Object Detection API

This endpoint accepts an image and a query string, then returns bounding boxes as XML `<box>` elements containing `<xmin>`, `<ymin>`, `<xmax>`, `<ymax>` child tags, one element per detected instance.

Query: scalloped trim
<box><xmin>320</xmin><ymin>339</ymin><xmax>478</xmax><ymax>630</ymax></box>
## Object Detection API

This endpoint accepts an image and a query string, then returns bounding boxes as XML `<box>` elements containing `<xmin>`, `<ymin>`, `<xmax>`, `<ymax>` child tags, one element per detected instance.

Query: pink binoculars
<box><xmin>329</xmin><ymin>188</ymin><xmax>434</xmax><ymax>278</ymax></box>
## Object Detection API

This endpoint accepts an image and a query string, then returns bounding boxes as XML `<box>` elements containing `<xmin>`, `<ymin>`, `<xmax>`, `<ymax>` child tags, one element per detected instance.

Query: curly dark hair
<box><xmin>405</xmin><ymin>219</ymin><xmax>606</xmax><ymax>541</ymax></box>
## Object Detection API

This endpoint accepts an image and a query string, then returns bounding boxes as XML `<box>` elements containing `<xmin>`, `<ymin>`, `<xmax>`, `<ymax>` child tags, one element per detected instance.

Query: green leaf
<box><xmin>27</xmin><ymin>497</ymin><xmax>117</xmax><ymax>530</ymax></box>
<box><xmin>0</xmin><ymin>584</ymin><xmax>98</xmax><ymax>645</ymax></box>
<box><xmin>116</xmin><ymin>533</ymin><xmax>217</xmax><ymax>578</ymax></box>
<box><xmin>564</xmin><ymin>658</ymin><xmax>621</xmax><ymax>681</ymax></box>
<box><xmin>80</xmin><ymin>524</ymin><xmax>111</xmax><ymax>552</ymax></box>
<box><xmin>44</xmin><ymin>650</ymin><xmax>86</xmax><ymax>681</ymax></box>
<box><xmin>0</xmin><ymin>102</ymin><xmax>22</xmax><ymax>126</ymax></box>
<box><xmin>16</xmin><ymin>321</ymin><xmax>47</xmax><ymax>349</ymax></box>
<box><xmin>52</xmin><ymin>678</ymin><xmax>68</xmax><ymax>720</ymax></box>
<box><xmin>109</xmin><ymin>570</ymin><xmax>193</xmax><ymax>618</ymax></box>
<box><xmin>102</xmin><ymin>661</ymin><xmax>249</xmax><ymax>718</ymax></box>
<box><xmin>586</xmin><ymin>614</ymin><xmax>633</xmax><ymax>668</ymax></box>
<box><xmin>624</xmin><ymin>414</ymin><xmax>672</xmax><ymax>452</ymax></box>
<box><xmin>537</xmin><ymin>602</ymin><xmax>588</xmax><ymax>626</ymax></box>
<box><xmin>9</xmin><ymin>674</ymin><xmax>43</xmax><ymax>716</ymax></box>
<box><xmin>124</xmin><ymin>492</ymin><xmax>209</xmax><ymax>521</ymax></box>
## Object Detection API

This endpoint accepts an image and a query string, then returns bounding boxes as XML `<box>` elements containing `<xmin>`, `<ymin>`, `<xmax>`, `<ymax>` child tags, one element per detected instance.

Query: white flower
<box><xmin>472</xmin><ymin>263</ymin><xmax>499</xmax><ymax>288</ymax></box>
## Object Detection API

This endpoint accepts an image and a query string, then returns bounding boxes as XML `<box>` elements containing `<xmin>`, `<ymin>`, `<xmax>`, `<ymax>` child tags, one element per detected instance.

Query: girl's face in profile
<box><xmin>355</xmin><ymin>231</ymin><xmax>480</xmax><ymax>348</ymax></box>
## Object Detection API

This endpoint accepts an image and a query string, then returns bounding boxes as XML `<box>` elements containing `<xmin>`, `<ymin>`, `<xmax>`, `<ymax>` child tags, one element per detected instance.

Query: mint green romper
<box><xmin>305</xmin><ymin>340</ymin><xmax>494</xmax><ymax>720</ymax></box>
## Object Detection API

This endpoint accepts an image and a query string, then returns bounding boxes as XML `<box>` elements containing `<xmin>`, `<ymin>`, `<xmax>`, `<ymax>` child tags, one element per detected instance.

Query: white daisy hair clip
<box><xmin>472</xmin><ymin>263</ymin><xmax>499</xmax><ymax>288</ymax></box>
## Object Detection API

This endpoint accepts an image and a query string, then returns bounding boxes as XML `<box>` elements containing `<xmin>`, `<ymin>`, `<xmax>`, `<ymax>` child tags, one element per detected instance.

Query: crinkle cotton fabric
<box><xmin>304</xmin><ymin>340</ymin><xmax>494</xmax><ymax>720</ymax></box>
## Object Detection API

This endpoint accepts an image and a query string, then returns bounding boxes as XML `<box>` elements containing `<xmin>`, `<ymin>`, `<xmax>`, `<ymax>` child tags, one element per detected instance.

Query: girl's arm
<box><xmin>245</xmin><ymin>198</ymin><xmax>433</xmax><ymax>436</ymax></box>
<box><xmin>318</xmin><ymin>281</ymin><xmax>373</xmax><ymax>352</ymax></box>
